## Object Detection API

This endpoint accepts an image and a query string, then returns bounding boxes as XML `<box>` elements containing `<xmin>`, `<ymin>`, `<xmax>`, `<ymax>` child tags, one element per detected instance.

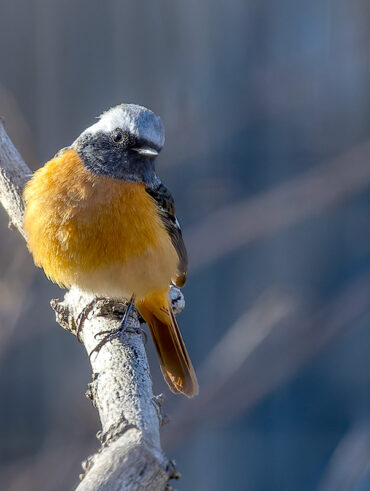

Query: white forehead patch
<box><xmin>81</xmin><ymin>104</ymin><xmax>165</xmax><ymax>149</ymax></box>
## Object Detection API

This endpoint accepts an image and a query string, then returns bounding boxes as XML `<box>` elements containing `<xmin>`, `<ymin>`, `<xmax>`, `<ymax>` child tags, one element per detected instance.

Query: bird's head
<box><xmin>72</xmin><ymin>103</ymin><xmax>165</xmax><ymax>186</ymax></box>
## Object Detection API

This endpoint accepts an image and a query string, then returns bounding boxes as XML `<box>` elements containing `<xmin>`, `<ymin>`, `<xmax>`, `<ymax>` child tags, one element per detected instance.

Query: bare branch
<box><xmin>52</xmin><ymin>288</ymin><xmax>177</xmax><ymax>491</ymax></box>
<box><xmin>0</xmin><ymin>120</ymin><xmax>29</xmax><ymax>237</ymax></box>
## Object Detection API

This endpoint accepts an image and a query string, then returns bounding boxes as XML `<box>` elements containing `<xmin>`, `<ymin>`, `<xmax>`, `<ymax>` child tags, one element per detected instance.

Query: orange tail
<box><xmin>137</xmin><ymin>291</ymin><xmax>199</xmax><ymax>398</ymax></box>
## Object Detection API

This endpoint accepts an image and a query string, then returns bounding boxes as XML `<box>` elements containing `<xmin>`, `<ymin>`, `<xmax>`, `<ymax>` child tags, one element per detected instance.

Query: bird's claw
<box><xmin>89</xmin><ymin>295</ymin><xmax>135</xmax><ymax>358</ymax></box>
<box><xmin>75</xmin><ymin>300</ymin><xmax>97</xmax><ymax>343</ymax></box>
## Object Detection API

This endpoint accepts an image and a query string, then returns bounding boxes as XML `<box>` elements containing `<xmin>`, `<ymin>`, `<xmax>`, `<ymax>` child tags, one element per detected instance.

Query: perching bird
<box><xmin>23</xmin><ymin>103</ymin><xmax>199</xmax><ymax>398</ymax></box>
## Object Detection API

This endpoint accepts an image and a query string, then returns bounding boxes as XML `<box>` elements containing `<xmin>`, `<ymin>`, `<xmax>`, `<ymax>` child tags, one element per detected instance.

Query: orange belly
<box><xmin>23</xmin><ymin>149</ymin><xmax>179</xmax><ymax>299</ymax></box>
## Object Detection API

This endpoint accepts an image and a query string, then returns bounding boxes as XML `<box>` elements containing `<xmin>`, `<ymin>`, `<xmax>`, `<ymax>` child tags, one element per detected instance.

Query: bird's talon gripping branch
<box><xmin>89</xmin><ymin>329</ymin><xmax>122</xmax><ymax>358</ymax></box>
<box><xmin>89</xmin><ymin>295</ymin><xmax>135</xmax><ymax>358</ymax></box>
<box><xmin>75</xmin><ymin>299</ymin><xmax>97</xmax><ymax>343</ymax></box>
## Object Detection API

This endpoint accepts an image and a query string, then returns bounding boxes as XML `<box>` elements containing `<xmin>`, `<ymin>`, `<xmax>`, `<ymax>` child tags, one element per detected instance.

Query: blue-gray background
<box><xmin>1</xmin><ymin>1</ymin><xmax>370</xmax><ymax>490</ymax></box>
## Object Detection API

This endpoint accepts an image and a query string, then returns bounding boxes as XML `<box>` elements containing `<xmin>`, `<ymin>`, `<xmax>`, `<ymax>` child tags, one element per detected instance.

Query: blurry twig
<box><xmin>199</xmin><ymin>289</ymin><xmax>295</xmax><ymax>392</ymax></box>
<box><xmin>165</xmin><ymin>269</ymin><xmax>370</xmax><ymax>449</ymax></box>
<box><xmin>317</xmin><ymin>421</ymin><xmax>370</xmax><ymax>491</ymax></box>
<box><xmin>163</xmin><ymin>289</ymin><xmax>296</xmax><ymax>448</ymax></box>
<box><xmin>217</xmin><ymin>269</ymin><xmax>370</xmax><ymax>422</ymax></box>
<box><xmin>0</xmin><ymin>243</ymin><xmax>35</xmax><ymax>355</ymax></box>
<box><xmin>188</xmin><ymin>139</ymin><xmax>370</xmax><ymax>271</ymax></box>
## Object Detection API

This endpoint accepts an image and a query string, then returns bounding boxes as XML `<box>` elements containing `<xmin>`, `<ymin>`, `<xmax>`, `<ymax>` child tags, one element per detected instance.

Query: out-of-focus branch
<box><xmin>0</xmin><ymin>243</ymin><xmax>35</xmax><ymax>355</ymax></box>
<box><xmin>199</xmin><ymin>290</ymin><xmax>295</xmax><ymax>383</ymax></box>
<box><xmin>163</xmin><ymin>289</ymin><xmax>296</xmax><ymax>449</ymax></box>
<box><xmin>216</xmin><ymin>269</ymin><xmax>370</xmax><ymax>423</ymax></box>
<box><xmin>165</xmin><ymin>270</ymin><xmax>370</xmax><ymax>449</ymax></box>
<box><xmin>317</xmin><ymin>421</ymin><xmax>370</xmax><ymax>491</ymax></box>
<box><xmin>188</xmin><ymin>140</ymin><xmax>370</xmax><ymax>272</ymax></box>
<box><xmin>0</xmin><ymin>119</ymin><xmax>176</xmax><ymax>490</ymax></box>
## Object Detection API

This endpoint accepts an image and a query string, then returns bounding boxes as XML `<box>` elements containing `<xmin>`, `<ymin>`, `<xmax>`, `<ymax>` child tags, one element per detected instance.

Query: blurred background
<box><xmin>1</xmin><ymin>0</ymin><xmax>370</xmax><ymax>490</ymax></box>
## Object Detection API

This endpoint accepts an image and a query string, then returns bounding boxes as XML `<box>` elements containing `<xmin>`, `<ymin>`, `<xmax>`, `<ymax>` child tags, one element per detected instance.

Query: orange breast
<box><xmin>23</xmin><ymin>149</ymin><xmax>179</xmax><ymax>299</ymax></box>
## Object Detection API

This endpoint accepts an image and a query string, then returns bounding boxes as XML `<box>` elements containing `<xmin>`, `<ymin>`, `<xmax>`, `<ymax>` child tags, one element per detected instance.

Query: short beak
<box><xmin>132</xmin><ymin>147</ymin><xmax>159</xmax><ymax>158</ymax></box>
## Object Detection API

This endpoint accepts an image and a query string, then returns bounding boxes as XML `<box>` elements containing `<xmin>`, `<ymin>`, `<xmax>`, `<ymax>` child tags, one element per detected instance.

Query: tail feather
<box><xmin>137</xmin><ymin>292</ymin><xmax>199</xmax><ymax>398</ymax></box>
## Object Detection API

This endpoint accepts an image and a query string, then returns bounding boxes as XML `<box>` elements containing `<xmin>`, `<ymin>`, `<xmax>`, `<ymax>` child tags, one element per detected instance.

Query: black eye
<box><xmin>112</xmin><ymin>130</ymin><xmax>123</xmax><ymax>143</ymax></box>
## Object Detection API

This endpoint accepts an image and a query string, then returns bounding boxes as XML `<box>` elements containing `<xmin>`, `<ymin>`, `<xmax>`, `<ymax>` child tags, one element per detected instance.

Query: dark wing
<box><xmin>146</xmin><ymin>183</ymin><xmax>188</xmax><ymax>287</ymax></box>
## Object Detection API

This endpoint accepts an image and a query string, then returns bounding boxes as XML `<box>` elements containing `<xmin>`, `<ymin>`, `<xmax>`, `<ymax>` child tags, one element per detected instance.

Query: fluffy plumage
<box><xmin>23</xmin><ymin>104</ymin><xmax>198</xmax><ymax>397</ymax></box>
<box><xmin>24</xmin><ymin>149</ymin><xmax>178</xmax><ymax>299</ymax></box>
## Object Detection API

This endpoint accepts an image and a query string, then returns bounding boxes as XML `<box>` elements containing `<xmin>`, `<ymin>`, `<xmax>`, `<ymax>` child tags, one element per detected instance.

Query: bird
<box><xmin>23</xmin><ymin>103</ymin><xmax>199</xmax><ymax>398</ymax></box>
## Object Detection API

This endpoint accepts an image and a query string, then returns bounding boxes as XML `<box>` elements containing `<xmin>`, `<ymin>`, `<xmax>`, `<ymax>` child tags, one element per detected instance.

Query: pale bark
<box><xmin>0</xmin><ymin>120</ymin><xmax>29</xmax><ymax>238</ymax></box>
<box><xmin>0</xmin><ymin>120</ymin><xmax>177</xmax><ymax>490</ymax></box>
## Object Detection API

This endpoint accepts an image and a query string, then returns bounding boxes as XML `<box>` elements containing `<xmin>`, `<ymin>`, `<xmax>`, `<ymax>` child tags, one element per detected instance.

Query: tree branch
<box><xmin>164</xmin><ymin>269</ymin><xmax>370</xmax><ymax>450</ymax></box>
<box><xmin>0</xmin><ymin>119</ymin><xmax>177</xmax><ymax>490</ymax></box>
<box><xmin>0</xmin><ymin>120</ymin><xmax>29</xmax><ymax>237</ymax></box>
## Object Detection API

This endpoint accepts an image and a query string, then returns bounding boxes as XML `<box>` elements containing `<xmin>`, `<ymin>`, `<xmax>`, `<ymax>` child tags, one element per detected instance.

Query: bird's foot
<box><xmin>89</xmin><ymin>295</ymin><xmax>135</xmax><ymax>358</ymax></box>
<box><xmin>75</xmin><ymin>300</ymin><xmax>97</xmax><ymax>343</ymax></box>
<box><xmin>89</xmin><ymin>327</ymin><xmax>123</xmax><ymax>358</ymax></box>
